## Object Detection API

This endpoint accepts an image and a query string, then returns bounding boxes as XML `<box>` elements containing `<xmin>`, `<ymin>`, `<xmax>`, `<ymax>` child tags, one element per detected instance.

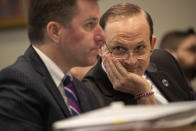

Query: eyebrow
<box><xmin>112</xmin><ymin>40</ymin><xmax>145</xmax><ymax>45</ymax></box>
<box><xmin>85</xmin><ymin>17</ymin><xmax>98</xmax><ymax>22</ymax></box>
<box><xmin>137</xmin><ymin>41</ymin><xmax>146</xmax><ymax>45</ymax></box>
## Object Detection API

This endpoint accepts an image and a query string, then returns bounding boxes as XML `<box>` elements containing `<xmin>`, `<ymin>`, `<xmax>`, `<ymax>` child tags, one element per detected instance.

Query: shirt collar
<box><xmin>33</xmin><ymin>45</ymin><xmax>66</xmax><ymax>87</ymax></box>
<box><xmin>101</xmin><ymin>61</ymin><xmax>106</xmax><ymax>72</ymax></box>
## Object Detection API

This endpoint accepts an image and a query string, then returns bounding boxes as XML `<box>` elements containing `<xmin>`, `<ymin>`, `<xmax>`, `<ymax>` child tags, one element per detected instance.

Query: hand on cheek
<box><xmin>103</xmin><ymin>55</ymin><xmax>130</xmax><ymax>92</ymax></box>
<box><xmin>102</xmin><ymin>54</ymin><xmax>152</xmax><ymax>97</ymax></box>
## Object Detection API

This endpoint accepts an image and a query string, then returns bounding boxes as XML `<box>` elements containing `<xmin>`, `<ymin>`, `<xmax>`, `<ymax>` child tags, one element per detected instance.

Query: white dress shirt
<box><xmin>33</xmin><ymin>45</ymin><xmax>72</xmax><ymax>108</ymax></box>
<box><xmin>143</xmin><ymin>74</ymin><xmax>168</xmax><ymax>104</ymax></box>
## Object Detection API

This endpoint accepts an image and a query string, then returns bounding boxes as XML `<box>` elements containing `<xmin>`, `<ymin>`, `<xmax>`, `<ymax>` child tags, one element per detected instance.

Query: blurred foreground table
<box><xmin>53</xmin><ymin>101</ymin><xmax>196</xmax><ymax>131</ymax></box>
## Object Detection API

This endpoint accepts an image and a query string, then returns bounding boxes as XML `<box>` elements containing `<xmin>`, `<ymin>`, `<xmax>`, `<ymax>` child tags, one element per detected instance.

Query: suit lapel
<box><xmin>72</xmin><ymin>77</ymin><xmax>95</xmax><ymax>112</ymax></box>
<box><xmin>95</xmin><ymin>59</ymin><xmax>117</xmax><ymax>97</ymax></box>
<box><xmin>146</xmin><ymin>62</ymin><xmax>185</xmax><ymax>102</ymax></box>
<box><xmin>42</xmin><ymin>77</ymin><xmax>71</xmax><ymax>117</ymax></box>
<box><xmin>24</xmin><ymin>46</ymin><xmax>71</xmax><ymax>117</ymax></box>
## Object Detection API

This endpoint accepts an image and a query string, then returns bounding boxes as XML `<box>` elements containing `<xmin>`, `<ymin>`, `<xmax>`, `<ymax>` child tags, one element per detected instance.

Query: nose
<box><xmin>94</xmin><ymin>25</ymin><xmax>106</xmax><ymax>43</ymax></box>
<box><xmin>124</xmin><ymin>52</ymin><xmax>137</xmax><ymax>65</ymax></box>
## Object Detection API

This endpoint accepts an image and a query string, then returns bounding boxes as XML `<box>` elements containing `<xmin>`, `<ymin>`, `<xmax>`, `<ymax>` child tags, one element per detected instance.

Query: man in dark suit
<box><xmin>0</xmin><ymin>0</ymin><xmax>105</xmax><ymax>131</ymax></box>
<box><xmin>83</xmin><ymin>2</ymin><xmax>195</xmax><ymax>107</ymax></box>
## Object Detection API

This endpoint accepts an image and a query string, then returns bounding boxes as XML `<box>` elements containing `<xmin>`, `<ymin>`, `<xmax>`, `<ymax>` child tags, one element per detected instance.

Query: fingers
<box><xmin>112</xmin><ymin>58</ymin><xmax>128</xmax><ymax>77</ymax></box>
<box><xmin>103</xmin><ymin>55</ymin><xmax>121</xmax><ymax>85</ymax></box>
<box><xmin>102</xmin><ymin>53</ymin><xmax>128</xmax><ymax>77</ymax></box>
<box><xmin>102</xmin><ymin>54</ymin><xmax>152</xmax><ymax>95</ymax></box>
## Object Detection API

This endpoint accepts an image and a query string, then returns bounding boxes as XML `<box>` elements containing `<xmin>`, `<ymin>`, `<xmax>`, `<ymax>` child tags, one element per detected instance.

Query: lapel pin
<box><xmin>162</xmin><ymin>79</ymin><xmax>169</xmax><ymax>87</ymax></box>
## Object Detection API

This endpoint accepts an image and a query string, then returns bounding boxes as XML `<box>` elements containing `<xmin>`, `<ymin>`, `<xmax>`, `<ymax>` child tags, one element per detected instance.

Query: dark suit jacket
<box><xmin>83</xmin><ymin>49</ymin><xmax>195</xmax><ymax>107</ymax></box>
<box><xmin>0</xmin><ymin>46</ymin><xmax>100</xmax><ymax>131</ymax></box>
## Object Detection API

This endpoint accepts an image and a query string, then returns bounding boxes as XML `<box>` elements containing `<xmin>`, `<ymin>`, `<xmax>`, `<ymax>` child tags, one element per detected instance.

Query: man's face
<box><xmin>176</xmin><ymin>35</ymin><xmax>196</xmax><ymax>80</ymax></box>
<box><xmin>60</xmin><ymin>0</ymin><xmax>105</xmax><ymax>67</ymax></box>
<box><xmin>102</xmin><ymin>13</ymin><xmax>156</xmax><ymax>76</ymax></box>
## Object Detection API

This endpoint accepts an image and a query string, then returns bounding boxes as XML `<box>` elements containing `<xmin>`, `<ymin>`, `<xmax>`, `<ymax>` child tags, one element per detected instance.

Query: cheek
<box><xmin>68</xmin><ymin>26</ymin><xmax>85</xmax><ymax>45</ymax></box>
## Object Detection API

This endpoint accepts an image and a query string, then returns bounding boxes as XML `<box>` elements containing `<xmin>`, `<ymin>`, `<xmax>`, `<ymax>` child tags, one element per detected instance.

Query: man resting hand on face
<box><xmin>82</xmin><ymin>2</ymin><xmax>195</xmax><ymax>107</ymax></box>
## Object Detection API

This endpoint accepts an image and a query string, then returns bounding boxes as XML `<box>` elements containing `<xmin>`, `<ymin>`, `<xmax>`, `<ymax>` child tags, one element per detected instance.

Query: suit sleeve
<box><xmin>0</xmin><ymin>68</ymin><xmax>44</xmax><ymax>131</ymax></box>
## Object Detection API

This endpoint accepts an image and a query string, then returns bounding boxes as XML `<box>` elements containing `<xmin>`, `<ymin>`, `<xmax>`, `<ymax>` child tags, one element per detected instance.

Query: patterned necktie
<box><xmin>63</xmin><ymin>76</ymin><xmax>81</xmax><ymax>115</ymax></box>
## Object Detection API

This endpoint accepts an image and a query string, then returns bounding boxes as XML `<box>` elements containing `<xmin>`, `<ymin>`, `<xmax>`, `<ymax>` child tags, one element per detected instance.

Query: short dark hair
<box><xmin>159</xmin><ymin>28</ymin><xmax>195</xmax><ymax>51</ymax></box>
<box><xmin>27</xmin><ymin>0</ymin><xmax>79</xmax><ymax>44</ymax></box>
<box><xmin>99</xmin><ymin>2</ymin><xmax>154</xmax><ymax>42</ymax></box>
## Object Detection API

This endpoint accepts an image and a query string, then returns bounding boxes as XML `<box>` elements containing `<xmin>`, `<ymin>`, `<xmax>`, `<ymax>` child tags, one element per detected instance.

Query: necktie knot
<box><xmin>63</xmin><ymin>75</ymin><xmax>71</xmax><ymax>86</ymax></box>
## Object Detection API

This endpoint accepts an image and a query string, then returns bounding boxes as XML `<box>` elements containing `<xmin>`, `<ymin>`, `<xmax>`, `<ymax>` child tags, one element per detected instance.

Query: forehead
<box><xmin>104</xmin><ymin>13</ymin><xmax>150</xmax><ymax>43</ymax></box>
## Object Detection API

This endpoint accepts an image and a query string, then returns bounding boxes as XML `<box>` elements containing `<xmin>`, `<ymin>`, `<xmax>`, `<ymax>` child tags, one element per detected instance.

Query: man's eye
<box><xmin>135</xmin><ymin>45</ymin><xmax>145</xmax><ymax>51</ymax></box>
<box><xmin>113</xmin><ymin>46</ymin><xmax>127</xmax><ymax>52</ymax></box>
<box><xmin>85</xmin><ymin>22</ymin><xmax>96</xmax><ymax>30</ymax></box>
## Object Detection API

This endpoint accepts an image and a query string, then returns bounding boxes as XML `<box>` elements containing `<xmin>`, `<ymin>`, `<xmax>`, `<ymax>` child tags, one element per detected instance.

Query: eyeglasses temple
<box><xmin>103</xmin><ymin>41</ymin><xmax>112</xmax><ymax>54</ymax></box>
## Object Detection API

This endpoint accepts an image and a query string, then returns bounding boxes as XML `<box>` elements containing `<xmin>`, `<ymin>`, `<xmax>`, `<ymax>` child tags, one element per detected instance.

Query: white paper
<box><xmin>53</xmin><ymin>101</ymin><xmax>196</xmax><ymax>131</ymax></box>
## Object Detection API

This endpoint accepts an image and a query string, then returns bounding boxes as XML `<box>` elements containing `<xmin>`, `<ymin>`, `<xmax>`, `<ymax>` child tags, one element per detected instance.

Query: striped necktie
<box><xmin>63</xmin><ymin>76</ymin><xmax>81</xmax><ymax>115</ymax></box>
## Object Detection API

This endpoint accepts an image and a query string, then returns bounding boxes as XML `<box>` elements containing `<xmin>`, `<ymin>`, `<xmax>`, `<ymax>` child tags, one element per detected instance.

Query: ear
<box><xmin>46</xmin><ymin>21</ymin><xmax>63</xmax><ymax>43</ymax></box>
<box><xmin>151</xmin><ymin>35</ymin><xmax>157</xmax><ymax>49</ymax></box>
